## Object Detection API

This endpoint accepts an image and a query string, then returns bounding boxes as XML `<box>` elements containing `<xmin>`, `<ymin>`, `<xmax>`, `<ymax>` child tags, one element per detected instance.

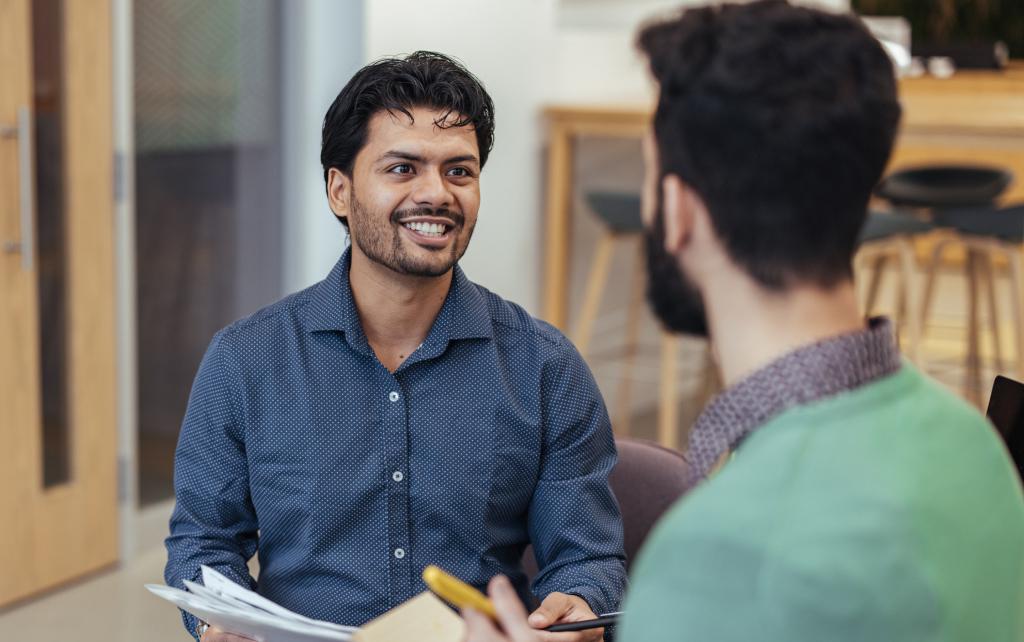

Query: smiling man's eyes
<box><xmin>385</xmin><ymin>164</ymin><xmax>475</xmax><ymax>178</ymax></box>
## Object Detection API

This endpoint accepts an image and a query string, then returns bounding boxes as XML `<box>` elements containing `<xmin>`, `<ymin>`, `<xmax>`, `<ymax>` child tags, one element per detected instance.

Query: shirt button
<box><xmin>388</xmin><ymin>391</ymin><xmax>400</xmax><ymax>402</ymax></box>
<box><xmin>394</xmin><ymin>548</ymin><xmax>406</xmax><ymax>559</ymax></box>
<box><xmin>392</xmin><ymin>471</ymin><xmax>404</xmax><ymax>482</ymax></box>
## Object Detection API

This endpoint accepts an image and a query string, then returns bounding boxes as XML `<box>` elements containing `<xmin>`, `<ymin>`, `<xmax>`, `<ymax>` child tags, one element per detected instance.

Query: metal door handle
<box><xmin>2</xmin><ymin>106</ymin><xmax>34</xmax><ymax>270</ymax></box>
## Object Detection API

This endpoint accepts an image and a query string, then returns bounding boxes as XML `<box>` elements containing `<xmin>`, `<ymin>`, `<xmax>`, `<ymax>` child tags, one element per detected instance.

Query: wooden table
<box><xmin>541</xmin><ymin>64</ymin><xmax>1024</xmax><ymax>331</ymax></box>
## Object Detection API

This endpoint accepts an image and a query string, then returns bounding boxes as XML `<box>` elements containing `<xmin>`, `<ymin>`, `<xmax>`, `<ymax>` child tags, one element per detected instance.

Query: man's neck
<box><xmin>348</xmin><ymin>247</ymin><xmax>453</xmax><ymax>371</ymax></box>
<box><xmin>705</xmin><ymin>276</ymin><xmax>865</xmax><ymax>388</ymax></box>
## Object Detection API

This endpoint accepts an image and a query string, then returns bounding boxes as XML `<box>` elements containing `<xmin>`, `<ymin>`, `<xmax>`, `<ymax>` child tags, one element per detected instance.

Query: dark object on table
<box><xmin>912</xmin><ymin>41</ymin><xmax>1010</xmax><ymax>69</ymax></box>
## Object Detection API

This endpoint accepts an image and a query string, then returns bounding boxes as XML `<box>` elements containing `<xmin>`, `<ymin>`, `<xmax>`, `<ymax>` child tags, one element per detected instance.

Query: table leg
<box><xmin>542</xmin><ymin>123</ymin><xmax>574</xmax><ymax>331</ymax></box>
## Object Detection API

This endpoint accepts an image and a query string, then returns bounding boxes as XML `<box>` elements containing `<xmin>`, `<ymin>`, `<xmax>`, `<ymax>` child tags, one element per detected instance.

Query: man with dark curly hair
<box><xmin>165</xmin><ymin>51</ymin><xmax>625</xmax><ymax>642</ymax></box>
<box><xmin>465</xmin><ymin>2</ymin><xmax>1024</xmax><ymax>641</ymax></box>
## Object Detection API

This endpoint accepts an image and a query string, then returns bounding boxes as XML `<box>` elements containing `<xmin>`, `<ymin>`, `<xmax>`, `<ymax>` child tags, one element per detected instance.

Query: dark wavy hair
<box><xmin>638</xmin><ymin>0</ymin><xmax>901</xmax><ymax>289</ymax></box>
<box><xmin>320</xmin><ymin>51</ymin><xmax>495</xmax><ymax>227</ymax></box>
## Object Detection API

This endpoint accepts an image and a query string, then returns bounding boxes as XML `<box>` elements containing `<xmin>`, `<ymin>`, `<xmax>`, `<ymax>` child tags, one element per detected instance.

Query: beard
<box><xmin>643</xmin><ymin>198</ymin><xmax>709</xmax><ymax>338</ymax></box>
<box><xmin>347</xmin><ymin>187</ymin><xmax>473</xmax><ymax>278</ymax></box>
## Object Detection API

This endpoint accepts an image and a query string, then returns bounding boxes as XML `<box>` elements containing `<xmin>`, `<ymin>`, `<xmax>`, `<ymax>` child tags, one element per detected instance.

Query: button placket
<box><xmin>380</xmin><ymin>371</ymin><xmax>413</xmax><ymax>606</ymax></box>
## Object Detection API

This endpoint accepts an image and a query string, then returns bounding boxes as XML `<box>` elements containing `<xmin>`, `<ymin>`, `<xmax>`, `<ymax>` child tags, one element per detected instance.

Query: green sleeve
<box><xmin>619</xmin><ymin>514</ymin><xmax>939</xmax><ymax>642</ymax></box>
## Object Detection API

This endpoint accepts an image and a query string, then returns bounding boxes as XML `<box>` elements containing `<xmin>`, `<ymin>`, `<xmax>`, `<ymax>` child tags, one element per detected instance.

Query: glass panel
<box><xmin>32</xmin><ymin>0</ymin><xmax>71</xmax><ymax>488</ymax></box>
<box><xmin>134</xmin><ymin>0</ymin><xmax>284</xmax><ymax>504</ymax></box>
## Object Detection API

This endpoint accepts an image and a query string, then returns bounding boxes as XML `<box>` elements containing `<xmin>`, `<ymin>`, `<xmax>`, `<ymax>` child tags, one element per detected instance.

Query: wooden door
<box><xmin>0</xmin><ymin>0</ymin><xmax>117</xmax><ymax>607</ymax></box>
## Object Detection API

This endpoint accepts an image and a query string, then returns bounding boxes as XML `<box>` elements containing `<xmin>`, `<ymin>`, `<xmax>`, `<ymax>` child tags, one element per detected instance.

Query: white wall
<box><xmin>365</xmin><ymin>0</ymin><xmax>850</xmax><ymax>315</ymax></box>
<box><xmin>281</xmin><ymin>0</ymin><xmax>364</xmax><ymax>293</ymax></box>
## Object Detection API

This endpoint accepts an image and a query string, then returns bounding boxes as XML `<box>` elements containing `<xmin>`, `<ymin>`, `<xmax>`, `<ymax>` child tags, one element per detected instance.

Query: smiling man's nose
<box><xmin>411</xmin><ymin>171</ymin><xmax>454</xmax><ymax>209</ymax></box>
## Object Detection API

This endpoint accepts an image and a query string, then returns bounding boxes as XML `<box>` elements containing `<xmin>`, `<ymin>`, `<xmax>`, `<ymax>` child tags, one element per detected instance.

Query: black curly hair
<box><xmin>638</xmin><ymin>0</ymin><xmax>901</xmax><ymax>290</ymax></box>
<box><xmin>320</xmin><ymin>51</ymin><xmax>495</xmax><ymax>228</ymax></box>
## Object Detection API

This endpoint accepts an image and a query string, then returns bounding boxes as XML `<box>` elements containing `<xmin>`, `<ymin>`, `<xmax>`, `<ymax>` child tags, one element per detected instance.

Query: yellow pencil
<box><xmin>422</xmin><ymin>565</ymin><xmax>497</xmax><ymax>619</ymax></box>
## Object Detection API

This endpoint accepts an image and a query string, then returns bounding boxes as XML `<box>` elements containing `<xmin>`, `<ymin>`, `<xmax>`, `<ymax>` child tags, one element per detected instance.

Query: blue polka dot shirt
<box><xmin>164</xmin><ymin>249</ymin><xmax>627</xmax><ymax>637</ymax></box>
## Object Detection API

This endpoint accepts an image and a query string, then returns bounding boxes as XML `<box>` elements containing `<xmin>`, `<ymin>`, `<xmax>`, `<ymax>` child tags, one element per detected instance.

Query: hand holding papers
<box><xmin>146</xmin><ymin>566</ymin><xmax>357</xmax><ymax>642</ymax></box>
<box><xmin>147</xmin><ymin>564</ymin><xmax>466</xmax><ymax>642</ymax></box>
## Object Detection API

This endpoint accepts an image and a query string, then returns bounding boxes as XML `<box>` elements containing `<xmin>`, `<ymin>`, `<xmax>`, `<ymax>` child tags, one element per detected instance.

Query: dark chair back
<box><xmin>521</xmin><ymin>438</ymin><xmax>692</xmax><ymax>582</ymax></box>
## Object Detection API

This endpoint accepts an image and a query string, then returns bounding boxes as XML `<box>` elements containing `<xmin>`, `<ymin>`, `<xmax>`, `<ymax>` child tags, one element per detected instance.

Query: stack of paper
<box><xmin>145</xmin><ymin>566</ymin><xmax>358</xmax><ymax>642</ymax></box>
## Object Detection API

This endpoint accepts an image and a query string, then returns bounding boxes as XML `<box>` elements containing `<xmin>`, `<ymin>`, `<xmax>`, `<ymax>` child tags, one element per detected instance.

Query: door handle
<box><xmin>1</xmin><ymin>106</ymin><xmax>34</xmax><ymax>270</ymax></box>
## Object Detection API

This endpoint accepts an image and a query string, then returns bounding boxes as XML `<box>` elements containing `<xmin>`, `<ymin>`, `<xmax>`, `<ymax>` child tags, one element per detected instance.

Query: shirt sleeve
<box><xmin>527</xmin><ymin>338</ymin><xmax>628</xmax><ymax>616</ymax></box>
<box><xmin>164</xmin><ymin>331</ymin><xmax>259</xmax><ymax>639</ymax></box>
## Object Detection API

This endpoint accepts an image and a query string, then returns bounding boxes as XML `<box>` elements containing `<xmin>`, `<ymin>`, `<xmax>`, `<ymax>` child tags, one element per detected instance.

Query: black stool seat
<box><xmin>586</xmin><ymin>191</ymin><xmax>644</xmax><ymax>234</ymax></box>
<box><xmin>859</xmin><ymin>211</ymin><xmax>934</xmax><ymax>244</ymax></box>
<box><xmin>875</xmin><ymin>165</ymin><xmax>1013</xmax><ymax>208</ymax></box>
<box><xmin>933</xmin><ymin>204</ymin><xmax>1024</xmax><ymax>243</ymax></box>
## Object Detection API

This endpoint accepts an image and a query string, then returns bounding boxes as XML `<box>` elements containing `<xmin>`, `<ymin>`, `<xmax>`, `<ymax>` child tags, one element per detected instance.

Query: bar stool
<box><xmin>930</xmin><ymin>204</ymin><xmax>1024</xmax><ymax>386</ymax></box>
<box><xmin>572</xmin><ymin>191</ymin><xmax>700</xmax><ymax>449</ymax></box>
<box><xmin>874</xmin><ymin>164</ymin><xmax>1015</xmax><ymax>404</ymax></box>
<box><xmin>855</xmin><ymin>211</ymin><xmax>935</xmax><ymax>362</ymax></box>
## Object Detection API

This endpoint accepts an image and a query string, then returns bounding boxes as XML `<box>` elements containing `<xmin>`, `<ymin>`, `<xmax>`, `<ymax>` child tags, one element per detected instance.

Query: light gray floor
<box><xmin>0</xmin><ymin>503</ymin><xmax>187</xmax><ymax>641</ymax></box>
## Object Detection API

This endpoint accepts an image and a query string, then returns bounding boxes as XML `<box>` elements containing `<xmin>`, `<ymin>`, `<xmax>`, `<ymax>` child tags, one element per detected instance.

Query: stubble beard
<box><xmin>348</xmin><ymin>187</ymin><xmax>474</xmax><ymax>278</ymax></box>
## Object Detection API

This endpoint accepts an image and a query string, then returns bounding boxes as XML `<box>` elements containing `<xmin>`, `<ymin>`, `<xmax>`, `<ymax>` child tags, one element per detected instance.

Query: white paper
<box><xmin>146</xmin><ymin>565</ymin><xmax>357</xmax><ymax>642</ymax></box>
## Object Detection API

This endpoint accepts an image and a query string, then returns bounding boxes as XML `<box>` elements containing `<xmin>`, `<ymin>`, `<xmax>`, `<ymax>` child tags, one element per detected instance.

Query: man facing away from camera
<box><xmin>165</xmin><ymin>52</ymin><xmax>626</xmax><ymax>641</ymax></box>
<box><xmin>465</xmin><ymin>2</ymin><xmax>1024</xmax><ymax>641</ymax></box>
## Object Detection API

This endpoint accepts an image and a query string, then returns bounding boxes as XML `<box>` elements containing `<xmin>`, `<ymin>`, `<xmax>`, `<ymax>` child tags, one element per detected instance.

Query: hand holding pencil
<box><xmin>423</xmin><ymin>567</ymin><xmax>614</xmax><ymax>642</ymax></box>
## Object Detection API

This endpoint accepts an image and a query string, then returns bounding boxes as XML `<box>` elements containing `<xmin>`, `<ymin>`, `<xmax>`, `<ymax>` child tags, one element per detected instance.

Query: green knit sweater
<box><xmin>621</xmin><ymin>364</ymin><xmax>1024</xmax><ymax>641</ymax></box>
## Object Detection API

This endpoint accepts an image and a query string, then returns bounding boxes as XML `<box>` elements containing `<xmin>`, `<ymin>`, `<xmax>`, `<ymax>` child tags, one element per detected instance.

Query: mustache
<box><xmin>391</xmin><ymin>207</ymin><xmax>465</xmax><ymax>228</ymax></box>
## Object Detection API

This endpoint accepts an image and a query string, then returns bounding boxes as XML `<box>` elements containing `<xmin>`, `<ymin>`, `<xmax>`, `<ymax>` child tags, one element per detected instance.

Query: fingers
<box><xmin>463</xmin><ymin>606</ymin><xmax>509</xmax><ymax>642</ymax></box>
<box><xmin>487</xmin><ymin>575</ymin><xmax>537</xmax><ymax>640</ymax></box>
<box><xmin>201</xmin><ymin>627</ymin><xmax>258</xmax><ymax>642</ymax></box>
<box><xmin>528</xmin><ymin>593</ymin><xmax>602</xmax><ymax>642</ymax></box>
<box><xmin>527</xmin><ymin>592</ymin><xmax>576</xmax><ymax>628</ymax></box>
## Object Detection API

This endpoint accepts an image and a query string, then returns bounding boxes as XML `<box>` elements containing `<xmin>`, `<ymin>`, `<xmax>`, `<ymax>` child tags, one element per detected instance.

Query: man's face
<box><xmin>344</xmin><ymin>106</ymin><xmax>481</xmax><ymax>277</ymax></box>
<box><xmin>641</xmin><ymin>132</ymin><xmax>709</xmax><ymax>338</ymax></box>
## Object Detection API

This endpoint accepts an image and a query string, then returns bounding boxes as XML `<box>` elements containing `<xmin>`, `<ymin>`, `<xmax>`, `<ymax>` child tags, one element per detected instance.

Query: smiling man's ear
<box><xmin>327</xmin><ymin>167</ymin><xmax>351</xmax><ymax>223</ymax></box>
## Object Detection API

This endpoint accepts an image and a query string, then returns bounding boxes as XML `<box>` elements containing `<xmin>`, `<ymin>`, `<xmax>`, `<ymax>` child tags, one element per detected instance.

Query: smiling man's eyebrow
<box><xmin>377</xmin><ymin>150</ymin><xmax>479</xmax><ymax>165</ymax></box>
<box><xmin>444</xmin><ymin>154</ymin><xmax>479</xmax><ymax>165</ymax></box>
<box><xmin>378</xmin><ymin>150</ymin><xmax>424</xmax><ymax>163</ymax></box>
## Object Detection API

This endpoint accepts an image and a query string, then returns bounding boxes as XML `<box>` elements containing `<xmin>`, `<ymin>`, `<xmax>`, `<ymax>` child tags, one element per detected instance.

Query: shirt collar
<box><xmin>686</xmin><ymin>317</ymin><xmax>902</xmax><ymax>484</ymax></box>
<box><xmin>303</xmin><ymin>248</ymin><xmax>493</xmax><ymax>350</ymax></box>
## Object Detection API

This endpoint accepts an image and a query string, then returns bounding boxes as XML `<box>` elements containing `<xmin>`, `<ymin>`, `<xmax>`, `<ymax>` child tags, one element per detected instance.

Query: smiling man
<box><xmin>165</xmin><ymin>52</ymin><xmax>626</xmax><ymax>642</ymax></box>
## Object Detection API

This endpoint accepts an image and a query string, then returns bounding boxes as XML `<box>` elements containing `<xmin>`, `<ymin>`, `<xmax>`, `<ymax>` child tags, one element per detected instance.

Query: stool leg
<box><xmin>920</xmin><ymin>237</ymin><xmax>954</xmax><ymax>346</ymax></box>
<box><xmin>658</xmin><ymin>333</ymin><xmax>680</xmax><ymax>450</ymax></box>
<box><xmin>965</xmin><ymin>249</ymin><xmax>982</xmax><ymax>406</ymax></box>
<box><xmin>864</xmin><ymin>254</ymin><xmax>888</xmax><ymax>316</ymax></box>
<box><xmin>614</xmin><ymin>240</ymin><xmax>645</xmax><ymax>437</ymax></box>
<box><xmin>896</xmin><ymin>237</ymin><xmax>921</xmax><ymax>363</ymax></box>
<box><xmin>572</xmin><ymin>232</ymin><xmax>616</xmax><ymax>357</ymax></box>
<box><xmin>1008</xmin><ymin>249</ymin><xmax>1024</xmax><ymax>380</ymax></box>
<box><xmin>979</xmin><ymin>251</ymin><xmax>1003</xmax><ymax>375</ymax></box>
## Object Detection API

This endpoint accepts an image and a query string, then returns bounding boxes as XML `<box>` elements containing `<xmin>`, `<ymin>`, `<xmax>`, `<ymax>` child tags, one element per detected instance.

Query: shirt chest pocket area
<box><xmin>423</xmin><ymin>412</ymin><xmax>540</xmax><ymax>519</ymax></box>
<box><xmin>247</xmin><ymin>424</ymin><xmax>315</xmax><ymax>515</ymax></box>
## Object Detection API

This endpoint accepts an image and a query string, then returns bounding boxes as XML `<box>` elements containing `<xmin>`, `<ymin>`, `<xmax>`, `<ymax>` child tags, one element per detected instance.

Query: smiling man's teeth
<box><xmin>403</xmin><ymin>222</ymin><xmax>447</xmax><ymax>237</ymax></box>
